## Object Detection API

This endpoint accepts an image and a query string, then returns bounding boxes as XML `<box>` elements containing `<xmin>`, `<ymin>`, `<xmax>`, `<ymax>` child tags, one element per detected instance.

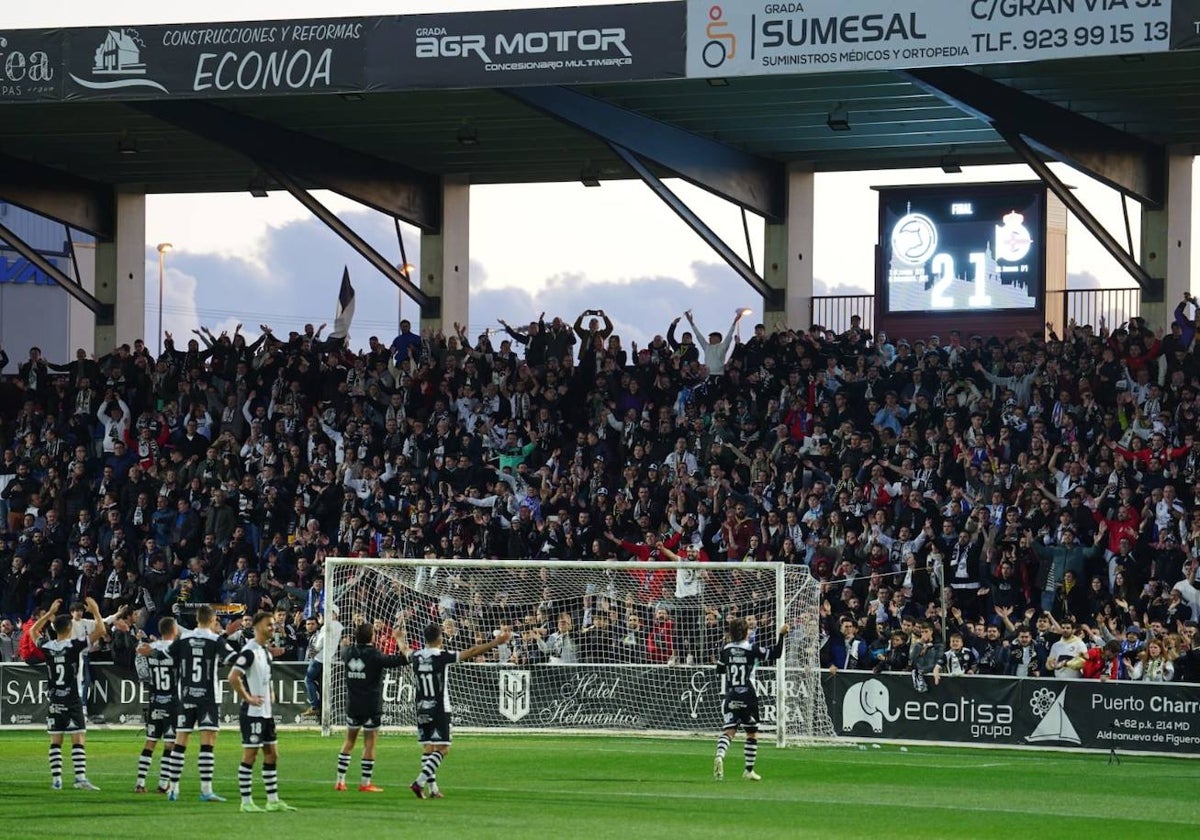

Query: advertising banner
<box><xmin>1</xmin><ymin>662</ymin><xmax>313</xmax><ymax>726</ymax></box>
<box><xmin>366</xmin><ymin>3</ymin><xmax>685</xmax><ymax>89</ymax></box>
<box><xmin>0</xmin><ymin>29</ymin><xmax>62</xmax><ymax>102</ymax></box>
<box><xmin>825</xmin><ymin>671</ymin><xmax>1200</xmax><ymax>755</ymax></box>
<box><xmin>687</xmin><ymin>0</ymin><xmax>1180</xmax><ymax>78</ymax></box>
<box><xmin>62</xmin><ymin>20</ymin><xmax>368</xmax><ymax>101</ymax></box>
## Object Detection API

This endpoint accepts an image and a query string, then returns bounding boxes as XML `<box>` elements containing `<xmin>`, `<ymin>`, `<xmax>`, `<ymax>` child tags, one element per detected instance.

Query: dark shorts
<box><xmin>176</xmin><ymin>701</ymin><xmax>220</xmax><ymax>733</ymax></box>
<box><xmin>239</xmin><ymin>714</ymin><xmax>278</xmax><ymax>749</ymax></box>
<box><xmin>722</xmin><ymin>694</ymin><xmax>761</xmax><ymax>730</ymax></box>
<box><xmin>145</xmin><ymin>701</ymin><xmax>179</xmax><ymax>741</ymax></box>
<box><xmin>347</xmin><ymin>709</ymin><xmax>382</xmax><ymax>731</ymax></box>
<box><xmin>416</xmin><ymin>707</ymin><xmax>451</xmax><ymax>745</ymax></box>
<box><xmin>47</xmin><ymin>700</ymin><xmax>86</xmax><ymax>735</ymax></box>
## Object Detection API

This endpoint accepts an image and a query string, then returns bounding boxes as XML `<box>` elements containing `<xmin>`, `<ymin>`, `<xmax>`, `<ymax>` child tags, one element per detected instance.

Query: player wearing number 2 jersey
<box><xmin>408</xmin><ymin>622</ymin><xmax>510</xmax><ymax>799</ymax></box>
<box><xmin>31</xmin><ymin>597</ymin><xmax>108</xmax><ymax>791</ymax></box>
<box><xmin>713</xmin><ymin>617</ymin><xmax>788</xmax><ymax>782</ymax></box>
<box><xmin>228</xmin><ymin>611</ymin><xmax>296</xmax><ymax>813</ymax></box>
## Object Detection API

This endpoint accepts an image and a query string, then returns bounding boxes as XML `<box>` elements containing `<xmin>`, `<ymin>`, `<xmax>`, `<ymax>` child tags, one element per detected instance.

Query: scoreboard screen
<box><xmin>879</xmin><ymin>182</ymin><xmax>1046</xmax><ymax>315</ymax></box>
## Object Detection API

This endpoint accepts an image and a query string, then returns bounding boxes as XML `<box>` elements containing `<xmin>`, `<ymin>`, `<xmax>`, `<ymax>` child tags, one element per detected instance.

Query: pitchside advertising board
<box><xmin>687</xmin><ymin>0</ymin><xmax>1200</xmax><ymax>77</ymax></box>
<box><xmin>827</xmin><ymin>671</ymin><xmax>1200</xmax><ymax>755</ymax></box>
<box><xmin>5</xmin><ymin>662</ymin><xmax>1199</xmax><ymax>755</ymax></box>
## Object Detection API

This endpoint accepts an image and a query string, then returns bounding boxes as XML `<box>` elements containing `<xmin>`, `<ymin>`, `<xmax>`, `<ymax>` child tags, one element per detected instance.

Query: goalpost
<box><xmin>322</xmin><ymin>558</ymin><xmax>835</xmax><ymax>746</ymax></box>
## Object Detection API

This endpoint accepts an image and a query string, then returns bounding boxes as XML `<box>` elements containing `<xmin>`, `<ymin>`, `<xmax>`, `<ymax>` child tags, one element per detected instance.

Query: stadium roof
<box><xmin>0</xmin><ymin>1</ymin><xmax>1196</xmax><ymax>234</ymax></box>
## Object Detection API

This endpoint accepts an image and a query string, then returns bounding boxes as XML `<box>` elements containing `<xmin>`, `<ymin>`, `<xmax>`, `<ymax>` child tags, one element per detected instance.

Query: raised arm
<box><xmin>459</xmin><ymin>628</ymin><xmax>512</xmax><ymax>663</ymax></box>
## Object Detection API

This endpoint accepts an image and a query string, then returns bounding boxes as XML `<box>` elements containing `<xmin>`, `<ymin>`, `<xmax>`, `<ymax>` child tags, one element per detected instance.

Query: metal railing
<box><xmin>809</xmin><ymin>288</ymin><xmax>1142</xmax><ymax>334</ymax></box>
<box><xmin>809</xmin><ymin>294</ymin><xmax>873</xmax><ymax>334</ymax></box>
<box><xmin>1052</xmin><ymin>288</ymin><xmax>1142</xmax><ymax>330</ymax></box>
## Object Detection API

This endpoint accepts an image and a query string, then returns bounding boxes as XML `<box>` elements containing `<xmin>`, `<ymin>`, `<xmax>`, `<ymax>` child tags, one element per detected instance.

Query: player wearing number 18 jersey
<box><xmin>228</xmin><ymin>611</ymin><xmax>296</xmax><ymax>813</ymax></box>
<box><xmin>334</xmin><ymin>622</ymin><xmax>410</xmax><ymax>792</ymax></box>
<box><xmin>32</xmin><ymin>597</ymin><xmax>108</xmax><ymax>791</ymax></box>
<box><xmin>713</xmin><ymin>617</ymin><xmax>788</xmax><ymax>782</ymax></box>
<box><xmin>408</xmin><ymin>622</ymin><xmax>510</xmax><ymax>799</ymax></box>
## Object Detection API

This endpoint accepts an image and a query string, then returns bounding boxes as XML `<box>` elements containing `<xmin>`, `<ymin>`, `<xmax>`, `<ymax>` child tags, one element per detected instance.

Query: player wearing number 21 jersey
<box><xmin>713</xmin><ymin>617</ymin><xmax>788</xmax><ymax>783</ymax></box>
<box><xmin>228</xmin><ymin>611</ymin><xmax>296</xmax><ymax>813</ymax></box>
<box><xmin>408</xmin><ymin>622</ymin><xmax>510</xmax><ymax>800</ymax></box>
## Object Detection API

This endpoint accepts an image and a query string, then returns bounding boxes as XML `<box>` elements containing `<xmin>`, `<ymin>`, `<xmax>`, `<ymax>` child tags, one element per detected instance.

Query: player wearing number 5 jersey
<box><xmin>229</xmin><ymin>611</ymin><xmax>296</xmax><ymax>813</ymax></box>
<box><xmin>713</xmin><ymin>617</ymin><xmax>788</xmax><ymax>782</ymax></box>
<box><xmin>335</xmin><ymin>621</ymin><xmax>410</xmax><ymax>792</ymax></box>
<box><xmin>408</xmin><ymin>622</ymin><xmax>510</xmax><ymax>799</ymax></box>
<box><xmin>141</xmin><ymin>604</ymin><xmax>238</xmax><ymax>802</ymax></box>
<box><xmin>31</xmin><ymin>597</ymin><xmax>108</xmax><ymax>791</ymax></box>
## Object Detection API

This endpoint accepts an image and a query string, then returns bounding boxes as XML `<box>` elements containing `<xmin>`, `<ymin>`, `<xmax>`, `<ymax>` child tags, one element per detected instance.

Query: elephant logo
<box><xmin>842</xmin><ymin>678</ymin><xmax>900</xmax><ymax>733</ymax></box>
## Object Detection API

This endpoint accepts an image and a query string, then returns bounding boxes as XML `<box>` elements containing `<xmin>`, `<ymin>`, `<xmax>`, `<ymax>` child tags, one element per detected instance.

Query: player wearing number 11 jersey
<box><xmin>713</xmin><ymin>617</ymin><xmax>788</xmax><ymax>782</ymax></box>
<box><xmin>408</xmin><ymin>622</ymin><xmax>510</xmax><ymax>799</ymax></box>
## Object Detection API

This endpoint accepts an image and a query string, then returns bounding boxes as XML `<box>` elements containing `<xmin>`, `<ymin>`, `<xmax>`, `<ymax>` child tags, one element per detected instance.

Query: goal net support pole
<box><xmin>320</xmin><ymin>557</ymin><xmax>835</xmax><ymax>745</ymax></box>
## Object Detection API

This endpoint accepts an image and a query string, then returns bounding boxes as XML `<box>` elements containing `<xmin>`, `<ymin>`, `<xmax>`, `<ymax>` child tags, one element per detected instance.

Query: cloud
<box><xmin>147</xmin><ymin>206</ymin><xmax>760</xmax><ymax>351</ymax></box>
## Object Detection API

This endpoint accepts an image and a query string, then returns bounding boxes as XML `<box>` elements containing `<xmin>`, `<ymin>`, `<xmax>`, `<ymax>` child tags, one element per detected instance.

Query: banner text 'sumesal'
<box><xmin>685</xmin><ymin>0</ymin><xmax>1183</xmax><ymax>78</ymax></box>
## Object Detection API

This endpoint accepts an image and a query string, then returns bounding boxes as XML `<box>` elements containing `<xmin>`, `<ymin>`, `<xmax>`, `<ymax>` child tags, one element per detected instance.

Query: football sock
<box><xmin>715</xmin><ymin>734</ymin><xmax>730</xmax><ymax>760</ymax></box>
<box><xmin>49</xmin><ymin>744</ymin><xmax>63</xmax><ymax>783</ymax></box>
<box><xmin>744</xmin><ymin>737</ymin><xmax>758</xmax><ymax>772</ymax></box>
<box><xmin>361</xmin><ymin>759</ymin><xmax>374</xmax><ymax>785</ymax></box>
<box><xmin>238</xmin><ymin>762</ymin><xmax>254</xmax><ymax>804</ymax></box>
<box><xmin>158</xmin><ymin>747</ymin><xmax>173</xmax><ymax>788</ymax></box>
<box><xmin>137</xmin><ymin>748</ymin><xmax>154</xmax><ymax>786</ymax></box>
<box><xmin>170</xmin><ymin>745</ymin><xmax>186</xmax><ymax>783</ymax></box>
<box><xmin>336</xmin><ymin>752</ymin><xmax>351</xmax><ymax>783</ymax></box>
<box><xmin>199</xmin><ymin>744</ymin><xmax>215</xmax><ymax>795</ymax></box>
<box><xmin>72</xmin><ymin>744</ymin><xmax>87</xmax><ymax>782</ymax></box>
<box><xmin>263</xmin><ymin>762</ymin><xmax>278</xmax><ymax>803</ymax></box>
<box><xmin>415</xmin><ymin>753</ymin><xmax>442</xmax><ymax>785</ymax></box>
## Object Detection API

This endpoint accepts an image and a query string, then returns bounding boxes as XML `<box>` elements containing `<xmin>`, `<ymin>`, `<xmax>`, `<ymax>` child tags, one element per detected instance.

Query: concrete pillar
<box><xmin>1141</xmin><ymin>154</ymin><xmax>1196</xmax><ymax>329</ymax></box>
<box><xmin>762</xmin><ymin>167</ymin><xmax>815</xmax><ymax>332</ymax></box>
<box><xmin>419</xmin><ymin>177</ymin><xmax>470</xmax><ymax>335</ymax></box>
<box><xmin>93</xmin><ymin>189</ymin><xmax>146</xmax><ymax>351</ymax></box>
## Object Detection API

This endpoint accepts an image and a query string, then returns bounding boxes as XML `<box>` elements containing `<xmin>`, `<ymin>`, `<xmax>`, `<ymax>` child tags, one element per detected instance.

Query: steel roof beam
<box><xmin>999</xmin><ymin>128</ymin><xmax>1156</xmax><ymax>294</ymax></box>
<box><xmin>0</xmin><ymin>155</ymin><xmax>115</xmax><ymax>238</ymax></box>
<box><xmin>902</xmin><ymin>67</ymin><xmax>1165</xmax><ymax>209</ymax></box>
<box><xmin>0</xmin><ymin>220</ymin><xmax>113</xmax><ymax>322</ymax></box>
<box><xmin>609</xmin><ymin>143</ymin><xmax>779</xmax><ymax>307</ymax></box>
<box><xmin>262</xmin><ymin>165</ymin><xmax>434</xmax><ymax>313</ymax></box>
<box><xmin>128</xmin><ymin>100</ymin><xmax>441</xmax><ymax>231</ymax></box>
<box><xmin>503</xmin><ymin>86</ymin><xmax>785</xmax><ymax>222</ymax></box>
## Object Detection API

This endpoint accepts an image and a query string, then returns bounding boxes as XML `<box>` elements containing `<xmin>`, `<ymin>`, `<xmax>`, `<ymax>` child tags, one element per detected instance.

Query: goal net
<box><xmin>322</xmin><ymin>558</ymin><xmax>835</xmax><ymax>746</ymax></box>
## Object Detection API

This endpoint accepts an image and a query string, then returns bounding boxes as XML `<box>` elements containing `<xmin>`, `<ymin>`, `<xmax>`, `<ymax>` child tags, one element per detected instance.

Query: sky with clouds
<box><xmin>11</xmin><ymin>0</ymin><xmax>1193</xmax><ymax>351</ymax></box>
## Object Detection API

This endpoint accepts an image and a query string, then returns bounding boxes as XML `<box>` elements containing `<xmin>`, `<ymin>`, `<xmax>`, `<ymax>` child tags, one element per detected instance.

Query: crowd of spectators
<box><xmin>1</xmin><ymin>298</ymin><xmax>1200</xmax><ymax>686</ymax></box>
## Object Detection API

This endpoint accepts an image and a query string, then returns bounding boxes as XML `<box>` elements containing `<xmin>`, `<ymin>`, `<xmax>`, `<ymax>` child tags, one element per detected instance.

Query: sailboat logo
<box><xmin>1026</xmin><ymin>687</ymin><xmax>1080</xmax><ymax>745</ymax></box>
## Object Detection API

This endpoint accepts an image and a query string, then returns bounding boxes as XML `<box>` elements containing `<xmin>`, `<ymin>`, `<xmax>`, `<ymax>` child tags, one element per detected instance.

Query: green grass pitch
<box><xmin>0</xmin><ymin>730</ymin><xmax>1194</xmax><ymax>839</ymax></box>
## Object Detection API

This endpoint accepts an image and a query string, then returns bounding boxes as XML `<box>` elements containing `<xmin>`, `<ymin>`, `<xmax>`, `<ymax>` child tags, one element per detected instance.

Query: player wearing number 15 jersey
<box><xmin>408</xmin><ymin>622</ymin><xmax>510</xmax><ymax>799</ymax></box>
<box><xmin>229</xmin><ymin>611</ymin><xmax>296</xmax><ymax>813</ymax></box>
<box><xmin>32</xmin><ymin>597</ymin><xmax>108</xmax><ymax>791</ymax></box>
<box><xmin>713</xmin><ymin>617</ymin><xmax>788</xmax><ymax>782</ymax></box>
<box><xmin>132</xmin><ymin>617</ymin><xmax>182</xmax><ymax>793</ymax></box>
